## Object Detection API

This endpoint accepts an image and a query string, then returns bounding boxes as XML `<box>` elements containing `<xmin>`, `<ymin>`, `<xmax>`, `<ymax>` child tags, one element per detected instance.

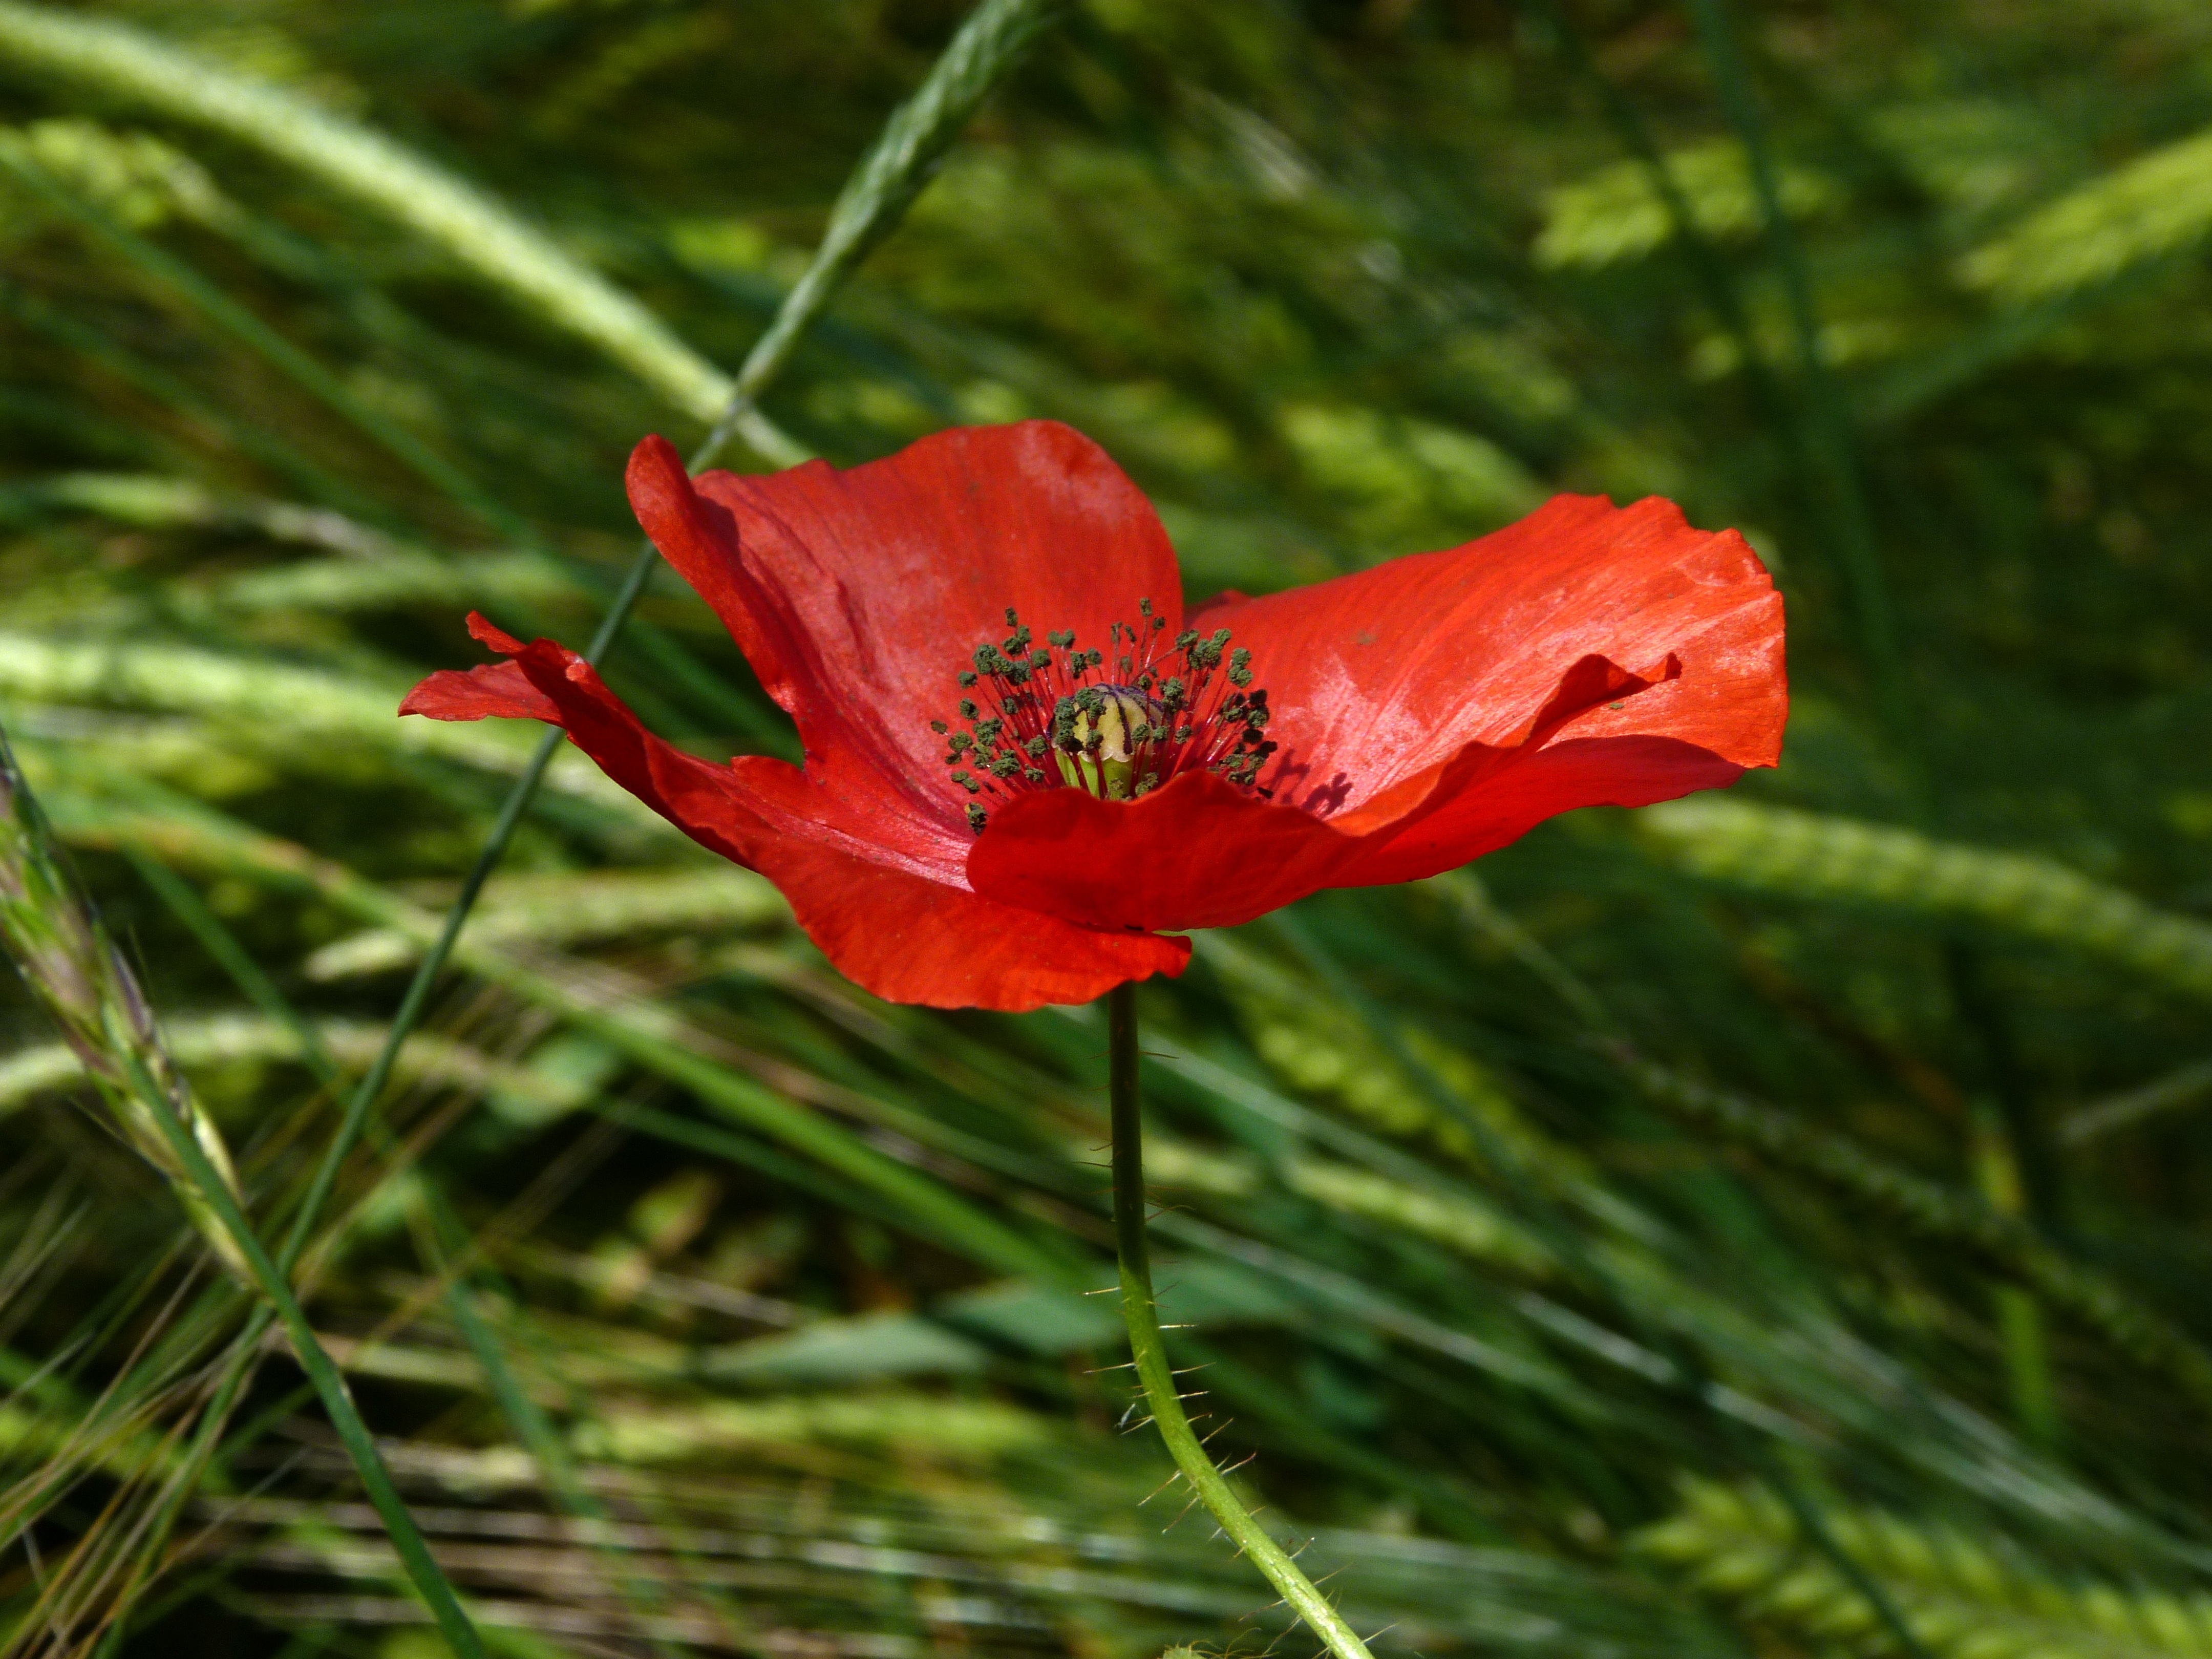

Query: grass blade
<box><xmin>0</xmin><ymin>0</ymin><xmax>732</xmax><ymax>426</ymax></box>
<box><xmin>0</xmin><ymin>724</ymin><xmax>487</xmax><ymax>1658</ymax></box>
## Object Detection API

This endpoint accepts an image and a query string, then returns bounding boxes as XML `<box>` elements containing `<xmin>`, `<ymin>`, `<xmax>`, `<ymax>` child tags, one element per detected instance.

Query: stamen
<box><xmin>937</xmin><ymin>599</ymin><xmax>1281</xmax><ymax>830</ymax></box>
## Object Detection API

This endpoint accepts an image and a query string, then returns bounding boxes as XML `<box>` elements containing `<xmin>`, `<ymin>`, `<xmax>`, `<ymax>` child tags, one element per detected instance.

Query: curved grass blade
<box><xmin>0</xmin><ymin>0</ymin><xmax>732</xmax><ymax>427</ymax></box>
<box><xmin>281</xmin><ymin>0</ymin><xmax>1079</xmax><ymax>1305</ymax></box>
<box><xmin>44</xmin><ymin>783</ymin><xmax>1066</xmax><ymax>1283</ymax></box>
<box><xmin>0</xmin><ymin>725</ymin><xmax>487</xmax><ymax>1659</ymax></box>
<box><xmin>0</xmin><ymin>728</ymin><xmax>247</xmax><ymax>1284</ymax></box>
<box><xmin>0</xmin><ymin>145</ymin><xmax>529</xmax><ymax>543</ymax></box>
<box><xmin>1639</xmin><ymin>798</ymin><xmax>2212</xmax><ymax>1000</ymax></box>
<box><xmin>706</xmin><ymin>0</ymin><xmax>1074</xmax><ymax>466</ymax></box>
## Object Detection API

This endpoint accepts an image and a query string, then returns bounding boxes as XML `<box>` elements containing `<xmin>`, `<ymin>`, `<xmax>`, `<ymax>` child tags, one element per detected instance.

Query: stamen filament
<box><xmin>934</xmin><ymin>602</ymin><xmax>1280</xmax><ymax>830</ymax></box>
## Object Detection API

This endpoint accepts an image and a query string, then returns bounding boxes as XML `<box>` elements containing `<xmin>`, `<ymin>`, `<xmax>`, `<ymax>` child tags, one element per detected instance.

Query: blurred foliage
<box><xmin>5</xmin><ymin>0</ymin><xmax>2212</xmax><ymax>1655</ymax></box>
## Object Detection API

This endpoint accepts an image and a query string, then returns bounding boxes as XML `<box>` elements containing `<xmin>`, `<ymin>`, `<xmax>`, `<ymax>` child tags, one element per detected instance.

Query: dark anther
<box><xmin>967</xmin><ymin>802</ymin><xmax>987</xmax><ymax>833</ymax></box>
<box><xmin>944</xmin><ymin>600</ymin><xmax>1278</xmax><ymax>811</ymax></box>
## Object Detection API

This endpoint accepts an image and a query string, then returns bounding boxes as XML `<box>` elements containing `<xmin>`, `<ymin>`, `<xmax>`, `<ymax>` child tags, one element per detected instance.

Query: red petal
<box><xmin>1339</xmin><ymin>734</ymin><xmax>1749</xmax><ymax>888</ymax></box>
<box><xmin>398</xmin><ymin>660</ymin><xmax>557</xmax><ymax>723</ymax></box>
<box><xmin>397</xmin><ymin>611</ymin><xmax>561</xmax><ymax>721</ymax></box>
<box><xmin>964</xmin><ymin>670</ymin><xmax>1706</xmax><ymax>933</ymax></box>
<box><xmin>971</xmin><ymin>495</ymin><xmax>1785</xmax><ymax>929</ymax></box>
<box><xmin>626</xmin><ymin>437</ymin><xmax>805</xmax><ymax>716</ymax></box>
<box><xmin>745</xmin><ymin>833</ymin><xmax>1189</xmax><ymax>1011</ymax></box>
<box><xmin>401</xmin><ymin>622</ymin><xmax>1181</xmax><ymax>1010</ymax></box>
<box><xmin>645</xmin><ymin>420</ymin><xmax>1180</xmax><ymax>830</ymax></box>
<box><xmin>969</xmin><ymin>768</ymin><xmax>1362</xmax><ymax>933</ymax></box>
<box><xmin>1208</xmin><ymin>494</ymin><xmax>1784</xmax><ymax>817</ymax></box>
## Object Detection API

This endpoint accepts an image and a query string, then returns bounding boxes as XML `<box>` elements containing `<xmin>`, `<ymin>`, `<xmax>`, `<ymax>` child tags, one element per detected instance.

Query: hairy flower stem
<box><xmin>1107</xmin><ymin>984</ymin><xmax>1374</xmax><ymax>1659</ymax></box>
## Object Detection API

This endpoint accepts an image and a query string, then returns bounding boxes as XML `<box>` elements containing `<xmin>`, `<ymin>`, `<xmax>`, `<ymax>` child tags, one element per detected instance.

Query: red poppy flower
<box><xmin>402</xmin><ymin>422</ymin><xmax>1785</xmax><ymax>1012</ymax></box>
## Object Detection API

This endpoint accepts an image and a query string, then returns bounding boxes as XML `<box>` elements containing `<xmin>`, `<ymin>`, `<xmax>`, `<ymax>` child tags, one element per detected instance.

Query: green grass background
<box><xmin>6</xmin><ymin>1</ymin><xmax>2212</xmax><ymax>1654</ymax></box>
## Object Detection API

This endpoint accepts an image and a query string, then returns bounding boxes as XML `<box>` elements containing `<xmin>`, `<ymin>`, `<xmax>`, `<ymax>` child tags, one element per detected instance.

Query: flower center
<box><xmin>931</xmin><ymin>598</ymin><xmax>1277</xmax><ymax>833</ymax></box>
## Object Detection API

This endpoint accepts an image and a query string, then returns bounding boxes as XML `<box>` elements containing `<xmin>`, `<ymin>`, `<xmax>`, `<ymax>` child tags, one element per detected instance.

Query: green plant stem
<box><xmin>1105</xmin><ymin>983</ymin><xmax>1374</xmax><ymax>1659</ymax></box>
<box><xmin>107</xmin><ymin>855</ymin><xmax>678</xmax><ymax>1656</ymax></box>
<box><xmin>281</xmin><ymin>521</ymin><xmax>661</xmax><ymax>1282</ymax></box>
<box><xmin>701</xmin><ymin>0</ymin><xmax>1070</xmax><ymax>467</ymax></box>
<box><xmin>276</xmin><ymin>0</ymin><xmax>1071</xmax><ymax>1280</ymax></box>
<box><xmin>117</xmin><ymin>1048</ymin><xmax>485</xmax><ymax>1657</ymax></box>
<box><xmin>0</xmin><ymin>740</ymin><xmax>478</xmax><ymax>1654</ymax></box>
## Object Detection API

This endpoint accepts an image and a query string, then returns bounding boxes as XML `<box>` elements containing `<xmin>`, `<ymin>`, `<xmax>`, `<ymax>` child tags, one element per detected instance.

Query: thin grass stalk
<box><xmin>80</xmin><ymin>1339</ymin><xmax>264</xmax><ymax>1659</ymax></box>
<box><xmin>96</xmin><ymin>859</ymin><xmax>687</xmax><ymax>1656</ymax></box>
<box><xmin>1685</xmin><ymin>3</ymin><xmax>2072</xmax><ymax>1406</ymax></box>
<box><xmin>0</xmin><ymin>726</ymin><xmax>487</xmax><ymax>1658</ymax></box>
<box><xmin>0</xmin><ymin>728</ymin><xmax>246</xmax><ymax>1284</ymax></box>
<box><xmin>1436</xmin><ymin>871</ymin><xmax>2212</xmax><ymax>1414</ymax></box>
<box><xmin>123</xmin><ymin>852</ymin><xmax>334</xmax><ymax>1087</ymax></box>
<box><xmin>0</xmin><ymin>0</ymin><xmax>733</xmax><ymax>426</ymax></box>
<box><xmin>0</xmin><ymin>276</ymin><xmax>371</xmax><ymax>514</ymax></box>
<box><xmin>281</xmin><ymin>0</ymin><xmax>1078</xmax><ymax>1284</ymax></box>
<box><xmin>1616</xmin><ymin>1048</ymin><xmax>2212</xmax><ymax>1410</ymax></box>
<box><xmin>1275</xmin><ymin>909</ymin><xmax>1941</xmax><ymax>1659</ymax></box>
<box><xmin>0</xmin><ymin>147</ymin><xmax>528</xmax><ymax>544</ymax></box>
<box><xmin>1106</xmin><ymin>984</ymin><xmax>1376</xmax><ymax>1659</ymax></box>
<box><xmin>105</xmin><ymin>1049</ymin><xmax>488</xmax><ymax>1659</ymax></box>
<box><xmin>1514</xmin><ymin>0</ymin><xmax>1790</xmax><ymax>440</ymax></box>
<box><xmin>408</xmin><ymin>1188</ymin><xmax>711</xmax><ymax>1658</ymax></box>
<box><xmin>1970</xmin><ymin>1105</ymin><xmax>2062</xmax><ymax>1450</ymax></box>
<box><xmin>704</xmin><ymin>0</ymin><xmax>1073</xmax><ymax>466</ymax></box>
<box><xmin>50</xmin><ymin>783</ymin><xmax>1064</xmax><ymax>1280</ymax></box>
